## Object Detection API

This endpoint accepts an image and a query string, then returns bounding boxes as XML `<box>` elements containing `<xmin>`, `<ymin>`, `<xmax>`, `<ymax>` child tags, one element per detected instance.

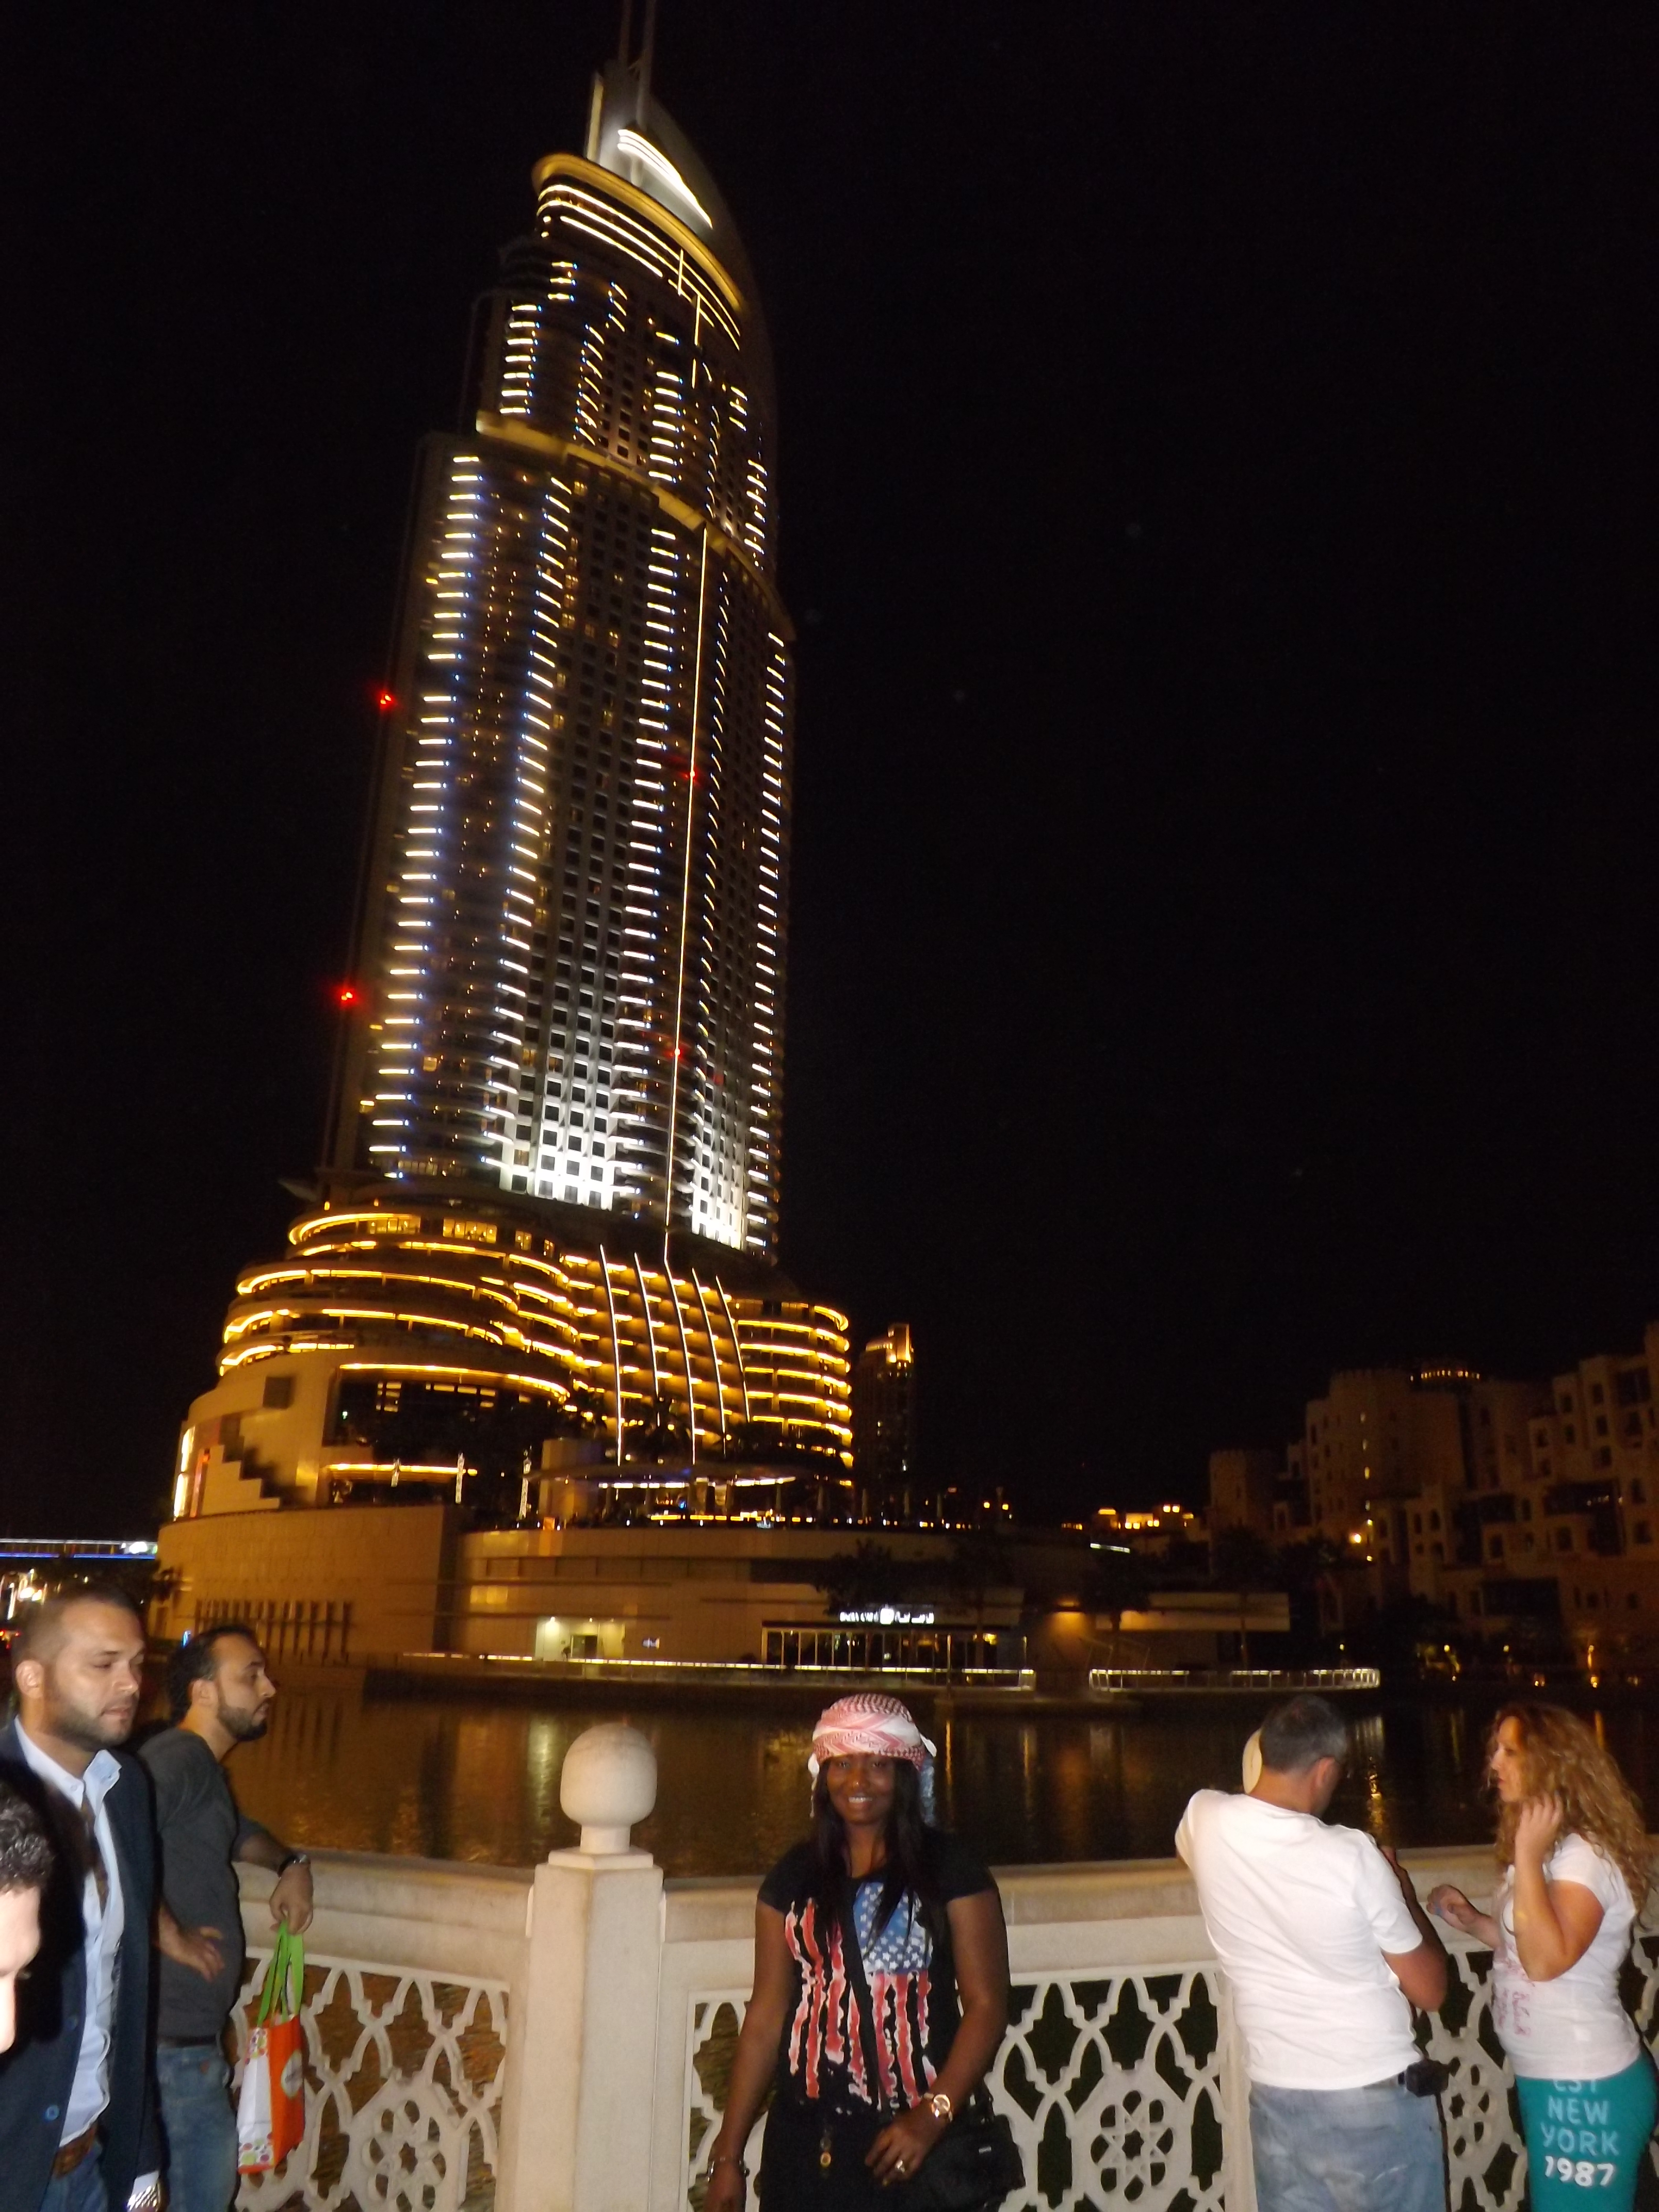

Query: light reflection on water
<box><xmin>205</xmin><ymin>1689</ymin><xmax>1659</xmax><ymax>1878</ymax></box>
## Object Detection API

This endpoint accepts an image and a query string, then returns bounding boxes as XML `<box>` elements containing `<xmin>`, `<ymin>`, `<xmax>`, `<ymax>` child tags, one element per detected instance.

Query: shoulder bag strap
<box><xmin>836</xmin><ymin>1885</ymin><xmax>892</xmax><ymax>2117</ymax></box>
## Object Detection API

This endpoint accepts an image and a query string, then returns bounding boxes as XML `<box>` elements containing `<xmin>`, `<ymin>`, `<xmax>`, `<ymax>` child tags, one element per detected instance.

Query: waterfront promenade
<box><xmin>223</xmin><ymin>1722</ymin><xmax>1659</xmax><ymax>2212</ymax></box>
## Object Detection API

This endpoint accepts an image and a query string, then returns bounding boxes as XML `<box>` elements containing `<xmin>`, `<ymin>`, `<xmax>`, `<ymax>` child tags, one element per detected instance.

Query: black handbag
<box><xmin>901</xmin><ymin>2104</ymin><xmax>1023</xmax><ymax>2212</ymax></box>
<box><xmin>839</xmin><ymin>1898</ymin><xmax>1023</xmax><ymax>2211</ymax></box>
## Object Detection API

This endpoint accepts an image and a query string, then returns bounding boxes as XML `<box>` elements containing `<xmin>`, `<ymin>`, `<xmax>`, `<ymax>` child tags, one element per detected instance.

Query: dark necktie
<box><xmin>77</xmin><ymin>1796</ymin><xmax>109</xmax><ymax>1915</ymax></box>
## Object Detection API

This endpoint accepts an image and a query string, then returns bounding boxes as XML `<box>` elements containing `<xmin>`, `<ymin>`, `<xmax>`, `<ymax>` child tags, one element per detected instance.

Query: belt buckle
<box><xmin>53</xmin><ymin>2125</ymin><xmax>97</xmax><ymax>2178</ymax></box>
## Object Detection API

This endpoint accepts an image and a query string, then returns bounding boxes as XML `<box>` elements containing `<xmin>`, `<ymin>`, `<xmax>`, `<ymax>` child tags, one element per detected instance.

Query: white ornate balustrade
<box><xmin>232</xmin><ymin>1855</ymin><xmax>526</xmax><ymax>2212</ymax></box>
<box><xmin>225</xmin><ymin>1734</ymin><xmax>1659</xmax><ymax>2212</ymax></box>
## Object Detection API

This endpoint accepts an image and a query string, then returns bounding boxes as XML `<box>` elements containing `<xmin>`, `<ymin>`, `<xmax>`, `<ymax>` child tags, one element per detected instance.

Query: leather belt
<box><xmin>53</xmin><ymin>2125</ymin><xmax>98</xmax><ymax>2178</ymax></box>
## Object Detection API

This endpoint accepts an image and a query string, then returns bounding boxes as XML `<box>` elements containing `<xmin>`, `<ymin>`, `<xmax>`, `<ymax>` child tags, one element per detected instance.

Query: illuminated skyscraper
<box><xmin>853</xmin><ymin>1325</ymin><xmax>918</xmax><ymax>1509</ymax></box>
<box><xmin>336</xmin><ymin>51</ymin><xmax>789</xmax><ymax>1256</ymax></box>
<box><xmin>167</xmin><ymin>42</ymin><xmax>852</xmax><ymax>1524</ymax></box>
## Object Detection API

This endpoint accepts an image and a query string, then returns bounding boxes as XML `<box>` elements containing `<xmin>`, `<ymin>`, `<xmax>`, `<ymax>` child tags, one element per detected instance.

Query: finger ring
<box><xmin>896</xmin><ymin>2160</ymin><xmax>906</xmax><ymax>2174</ymax></box>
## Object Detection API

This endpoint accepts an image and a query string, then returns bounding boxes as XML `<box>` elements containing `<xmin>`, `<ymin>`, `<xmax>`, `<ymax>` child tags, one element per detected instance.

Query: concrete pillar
<box><xmin>1217</xmin><ymin>1975</ymin><xmax>1259</xmax><ymax>2212</ymax></box>
<box><xmin>496</xmin><ymin>1725</ymin><xmax>664</xmax><ymax>2212</ymax></box>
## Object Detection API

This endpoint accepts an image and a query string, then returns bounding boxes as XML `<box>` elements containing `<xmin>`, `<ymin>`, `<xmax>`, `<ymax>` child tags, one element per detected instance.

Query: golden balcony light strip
<box><xmin>222</xmin><ymin>1307</ymin><xmax>298</xmax><ymax>1342</ymax></box>
<box><xmin>397</xmin><ymin>1239</ymin><xmax>502</xmax><ymax>1257</ymax></box>
<box><xmin>288</xmin><ymin>1210</ymin><xmax>423</xmax><ymax>1246</ymax></box>
<box><xmin>335</xmin><ymin>1361</ymin><xmax>570</xmax><ymax>1400</ymax></box>
<box><xmin>474</xmin><ymin>412</ymin><xmax>793</xmax><ymax>639</ymax></box>
<box><xmin>315</xmin><ymin>1307</ymin><xmax>502</xmax><ymax>1342</ymax></box>
<box><xmin>320</xmin><ymin>1462</ymin><xmax>466</xmax><ymax>1479</ymax></box>
<box><xmin>219</xmin><ymin>1338</ymin><xmax>351</xmax><ymax>1373</ymax></box>
<box><xmin>239</xmin><ymin>1266</ymin><xmax>507</xmax><ymax>1304</ymax></box>
<box><xmin>530</xmin><ymin>156</ymin><xmax>743</xmax><ymax>311</ymax></box>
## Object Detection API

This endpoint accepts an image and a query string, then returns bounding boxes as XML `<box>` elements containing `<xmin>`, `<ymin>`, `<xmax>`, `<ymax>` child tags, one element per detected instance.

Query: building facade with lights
<box><xmin>337</xmin><ymin>58</ymin><xmax>789</xmax><ymax>1255</ymax></box>
<box><xmin>851</xmin><ymin>1324</ymin><xmax>917</xmax><ymax>1511</ymax></box>
<box><xmin>174</xmin><ymin>1189</ymin><xmax>850</xmax><ymax>1521</ymax></box>
<box><xmin>166</xmin><ymin>47</ymin><xmax>855</xmax><ymax>1575</ymax></box>
<box><xmin>1209</xmin><ymin>1330</ymin><xmax>1659</xmax><ymax>1667</ymax></box>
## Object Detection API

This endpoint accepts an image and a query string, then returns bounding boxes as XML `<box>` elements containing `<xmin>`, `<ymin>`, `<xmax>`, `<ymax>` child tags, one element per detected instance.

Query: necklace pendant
<box><xmin>819</xmin><ymin>2126</ymin><xmax>833</xmax><ymax>2171</ymax></box>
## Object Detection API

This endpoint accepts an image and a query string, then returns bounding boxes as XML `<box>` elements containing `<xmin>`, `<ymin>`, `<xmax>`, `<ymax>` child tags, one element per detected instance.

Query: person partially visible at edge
<box><xmin>139</xmin><ymin>1626</ymin><xmax>316</xmax><ymax>2212</ymax></box>
<box><xmin>0</xmin><ymin>1587</ymin><xmax>217</xmax><ymax>2212</ymax></box>
<box><xmin>703</xmin><ymin>1693</ymin><xmax>1011</xmax><ymax>2207</ymax></box>
<box><xmin>1176</xmin><ymin>1694</ymin><xmax>1450</xmax><ymax>2212</ymax></box>
<box><xmin>1430</xmin><ymin>1706</ymin><xmax>1656</xmax><ymax>2212</ymax></box>
<box><xmin>0</xmin><ymin>1783</ymin><xmax>54</xmax><ymax>2053</ymax></box>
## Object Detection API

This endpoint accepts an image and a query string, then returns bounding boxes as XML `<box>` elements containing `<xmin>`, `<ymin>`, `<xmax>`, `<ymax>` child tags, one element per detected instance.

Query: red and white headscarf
<box><xmin>808</xmin><ymin>1693</ymin><xmax>936</xmax><ymax>1780</ymax></box>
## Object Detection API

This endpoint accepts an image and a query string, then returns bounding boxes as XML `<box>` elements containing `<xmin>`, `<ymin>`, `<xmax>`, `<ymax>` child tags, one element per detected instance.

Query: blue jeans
<box><xmin>41</xmin><ymin>2140</ymin><xmax>108</xmax><ymax>2212</ymax></box>
<box><xmin>157</xmin><ymin>2042</ymin><xmax>239</xmax><ymax>2212</ymax></box>
<box><xmin>1249</xmin><ymin>2079</ymin><xmax>1446</xmax><ymax>2212</ymax></box>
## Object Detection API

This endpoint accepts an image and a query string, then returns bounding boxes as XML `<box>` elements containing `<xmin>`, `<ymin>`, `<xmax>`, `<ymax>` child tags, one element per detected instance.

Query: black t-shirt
<box><xmin>758</xmin><ymin>1832</ymin><xmax>997</xmax><ymax>2115</ymax></box>
<box><xmin>139</xmin><ymin>1728</ymin><xmax>271</xmax><ymax>2038</ymax></box>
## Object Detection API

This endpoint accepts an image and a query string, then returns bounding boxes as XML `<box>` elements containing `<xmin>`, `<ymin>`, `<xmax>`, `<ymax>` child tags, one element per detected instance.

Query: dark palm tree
<box><xmin>1210</xmin><ymin>1525</ymin><xmax>1282</xmax><ymax>1670</ymax></box>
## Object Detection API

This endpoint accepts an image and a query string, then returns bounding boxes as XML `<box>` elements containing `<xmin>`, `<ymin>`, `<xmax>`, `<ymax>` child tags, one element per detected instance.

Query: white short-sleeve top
<box><xmin>1490</xmin><ymin>1832</ymin><xmax>1640</xmax><ymax>2081</ymax></box>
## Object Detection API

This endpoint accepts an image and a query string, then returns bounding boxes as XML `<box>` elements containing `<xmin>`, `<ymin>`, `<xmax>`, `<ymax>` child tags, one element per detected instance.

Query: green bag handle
<box><xmin>254</xmin><ymin>1924</ymin><xmax>305</xmax><ymax>2027</ymax></box>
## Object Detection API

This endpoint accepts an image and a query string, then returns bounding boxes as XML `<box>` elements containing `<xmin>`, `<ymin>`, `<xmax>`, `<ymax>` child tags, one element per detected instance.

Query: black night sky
<box><xmin>5</xmin><ymin>4</ymin><xmax>1657</xmax><ymax>1534</ymax></box>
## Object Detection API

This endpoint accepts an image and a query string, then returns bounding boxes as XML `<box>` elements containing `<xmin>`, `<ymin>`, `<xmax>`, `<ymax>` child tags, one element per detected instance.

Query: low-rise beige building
<box><xmin>153</xmin><ymin>1508</ymin><xmax>1280</xmax><ymax>1679</ymax></box>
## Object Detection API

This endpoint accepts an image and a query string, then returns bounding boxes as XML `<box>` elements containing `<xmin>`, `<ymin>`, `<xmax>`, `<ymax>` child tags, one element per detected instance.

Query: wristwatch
<box><xmin>926</xmin><ymin>2091</ymin><xmax>953</xmax><ymax>2124</ymax></box>
<box><xmin>278</xmin><ymin>1850</ymin><xmax>312</xmax><ymax>1876</ymax></box>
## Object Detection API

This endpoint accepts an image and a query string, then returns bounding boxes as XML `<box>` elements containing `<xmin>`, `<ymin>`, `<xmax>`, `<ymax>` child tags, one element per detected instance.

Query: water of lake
<box><xmin>200</xmin><ymin>1685</ymin><xmax>1659</xmax><ymax>1878</ymax></box>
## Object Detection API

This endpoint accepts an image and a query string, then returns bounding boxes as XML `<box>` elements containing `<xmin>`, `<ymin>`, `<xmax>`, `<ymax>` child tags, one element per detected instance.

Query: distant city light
<box><xmin>376</xmin><ymin>689</ymin><xmax>397</xmax><ymax>710</ymax></box>
<box><xmin>335</xmin><ymin>984</ymin><xmax>359</xmax><ymax>1007</ymax></box>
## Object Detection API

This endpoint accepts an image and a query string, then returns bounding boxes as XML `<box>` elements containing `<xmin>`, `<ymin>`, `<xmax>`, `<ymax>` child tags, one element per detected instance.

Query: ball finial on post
<box><xmin>558</xmin><ymin>1722</ymin><xmax>658</xmax><ymax>1855</ymax></box>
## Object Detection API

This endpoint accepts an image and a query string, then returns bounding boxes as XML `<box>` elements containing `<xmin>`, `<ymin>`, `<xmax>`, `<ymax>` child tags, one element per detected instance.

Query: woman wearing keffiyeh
<box><xmin>703</xmin><ymin>1695</ymin><xmax>1011</xmax><ymax>2207</ymax></box>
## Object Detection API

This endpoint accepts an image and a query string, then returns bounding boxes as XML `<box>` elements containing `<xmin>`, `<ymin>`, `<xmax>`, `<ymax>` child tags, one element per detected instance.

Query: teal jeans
<box><xmin>1516</xmin><ymin>2057</ymin><xmax>1659</xmax><ymax>2212</ymax></box>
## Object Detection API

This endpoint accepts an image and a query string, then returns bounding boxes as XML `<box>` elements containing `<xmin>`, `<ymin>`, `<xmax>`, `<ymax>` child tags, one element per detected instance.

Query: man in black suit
<box><xmin>0</xmin><ymin>1586</ymin><xmax>213</xmax><ymax>2212</ymax></box>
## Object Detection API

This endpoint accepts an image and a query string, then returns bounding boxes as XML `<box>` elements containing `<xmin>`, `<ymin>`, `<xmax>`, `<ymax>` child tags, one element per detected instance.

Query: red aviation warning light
<box><xmin>376</xmin><ymin>688</ymin><xmax>397</xmax><ymax>711</ymax></box>
<box><xmin>335</xmin><ymin>984</ymin><xmax>359</xmax><ymax>1008</ymax></box>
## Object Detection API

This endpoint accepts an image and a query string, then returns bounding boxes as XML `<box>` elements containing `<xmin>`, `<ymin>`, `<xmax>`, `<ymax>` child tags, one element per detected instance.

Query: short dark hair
<box><xmin>166</xmin><ymin>1624</ymin><xmax>260</xmax><ymax>1723</ymax></box>
<box><xmin>0</xmin><ymin>1782</ymin><xmax>54</xmax><ymax>1894</ymax></box>
<box><xmin>1259</xmin><ymin>1694</ymin><xmax>1350</xmax><ymax>1776</ymax></box>
<box><xmin>12</xmin><ymin>1585</ymin><xmax>144</xmax><ymax>1669</ymax></box>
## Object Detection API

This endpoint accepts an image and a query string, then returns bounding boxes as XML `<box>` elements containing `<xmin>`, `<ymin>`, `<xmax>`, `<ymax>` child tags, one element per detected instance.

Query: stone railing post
<box><xmin>1217</xmin><ymin>1975</ymin><xmax>1258</xmax><ymax>2212</ymax></box>
<box><xmin>495</xmin><ymin>1724</ymin><xmax>664</xmax><ymax>2212</ymax></box>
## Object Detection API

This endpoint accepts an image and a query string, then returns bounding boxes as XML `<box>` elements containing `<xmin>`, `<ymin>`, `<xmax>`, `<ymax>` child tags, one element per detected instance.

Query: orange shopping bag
<box><xmin>237</xmin><ymin>1926</ymin><xmax>306</xmax><ymax>2173</ymax></box>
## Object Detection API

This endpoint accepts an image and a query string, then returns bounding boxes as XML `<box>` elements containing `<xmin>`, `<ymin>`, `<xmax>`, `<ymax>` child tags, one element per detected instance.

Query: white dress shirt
<box><xmin>16</xmin><ymin>1723</ymin><xmax>125</xmax><ymax>2142</ymax></box>
<box><xmin>14</xmin><ymin>1724</ymin><xmax>161</xmax><ymax>2205</ymax></box>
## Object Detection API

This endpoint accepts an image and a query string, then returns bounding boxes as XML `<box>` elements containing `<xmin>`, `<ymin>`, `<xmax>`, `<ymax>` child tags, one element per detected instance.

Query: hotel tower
<box><xmin>339</xmin><ymin>63</ymin><xmax>787</xmax><ymax>1253</ymax></box>
<box><xmin>170</xmin><ymin>48</ymin><xmax>852</xmax><ymax>1532</ymax></box>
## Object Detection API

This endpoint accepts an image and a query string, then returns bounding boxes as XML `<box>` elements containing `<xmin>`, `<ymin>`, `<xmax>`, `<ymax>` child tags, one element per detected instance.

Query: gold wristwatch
<box><xmin>926</xmin><ymin>2091</ymin><xmax>953</xmax><ymax>2124</ymax></box>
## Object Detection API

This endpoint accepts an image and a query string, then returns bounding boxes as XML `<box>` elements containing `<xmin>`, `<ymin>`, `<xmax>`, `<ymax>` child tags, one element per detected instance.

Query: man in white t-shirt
<box><xmin>1176</xmin><ymin>1695</ymin><xmax>1450</xmax><ymax>2212</ymax></box>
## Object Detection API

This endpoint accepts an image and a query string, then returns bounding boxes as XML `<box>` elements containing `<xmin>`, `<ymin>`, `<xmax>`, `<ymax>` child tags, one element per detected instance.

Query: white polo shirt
<box><xmin>1177</xmin><ymin>1788</ymin><xmax>1426</xmax><ymax>2089</ymax></box>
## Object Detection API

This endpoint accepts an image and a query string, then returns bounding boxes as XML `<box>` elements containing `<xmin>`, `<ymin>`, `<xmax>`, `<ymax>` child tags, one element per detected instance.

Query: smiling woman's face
<box><xmin>823</xmin><ymin>1754</ymin><xmax>898</xmax><ymax>1830</ymax></box>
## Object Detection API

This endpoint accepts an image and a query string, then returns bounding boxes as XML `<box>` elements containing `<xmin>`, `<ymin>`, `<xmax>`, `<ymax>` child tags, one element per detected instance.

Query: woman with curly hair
<box><xmin>1430</xmin><ymin>1705</ymin><xmax>1656</xmax><ymax>2212</ymax></box>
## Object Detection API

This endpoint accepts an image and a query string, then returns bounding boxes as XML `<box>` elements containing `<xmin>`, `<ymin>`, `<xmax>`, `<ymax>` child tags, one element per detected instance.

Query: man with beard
<box><xmin>0</xmin><ymin>1587</ymin><xmax>187</xmax><ymax>2212</ymax></box>
<box><xmin>139</xmin><ymin>1627</ymin><xmax>315</xmax><ymax>2212</ymax></box>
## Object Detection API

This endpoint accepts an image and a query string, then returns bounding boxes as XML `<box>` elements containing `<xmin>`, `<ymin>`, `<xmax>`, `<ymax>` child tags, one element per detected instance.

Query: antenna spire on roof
<box><xmin>636</xmin><ymin>0</ymin><xmax>659</xmax><ymax>124</ymax></box>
